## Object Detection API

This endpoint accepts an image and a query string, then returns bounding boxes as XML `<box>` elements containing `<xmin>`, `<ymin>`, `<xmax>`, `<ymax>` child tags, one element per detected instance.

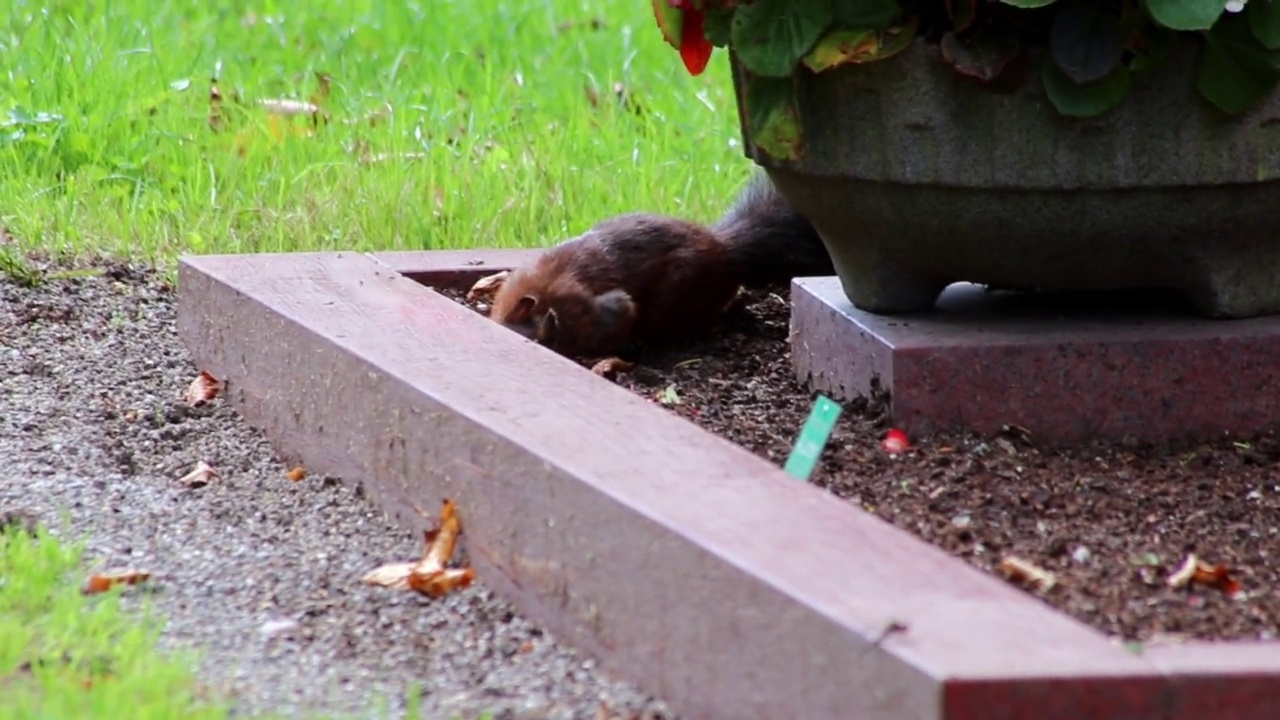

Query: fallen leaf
<box><xmin>363</xmin><ymin>499</ymin><xmax>475</xmax><ymax>598</ymax></box>
<box><xmin>258</xmin><ymin>98</ymin><xmax>321</xmax><ymax>117</ymax></box>
<box><xmin>1166</xmin><ymin>553</ymin><xmax>1242</xmax><ymax>596</ymax></box>
<box><xmin>259</xmin><ymin>618</ymin><xmax>300</xmax><ymax>638</ymax></box>
<box><xmin>466</xmin><ymin>271</ymin><xmax>509</xmax><ymax>304</ymax></box>
<box><xmin>881</xmin><ymin>428</ymin><xmax>910</xmax><ymax>454</ymax></box>
<box><xmin>361</xmin><ymin>562</ymin><xmax>418</xmax><ymax>591</ymax></box>
<box><xmin>177</xmin><ymin>461</ymin><xmax>219</xmax><ymax>488</ymax></box>
<box><xmin>999</xmin><ymin>555</ymin><xmax>1057</xmax><ymax>592</ymax></box>
<box><xmin>182</xmin><ymin>370</ymin><xmax>222</xmax><ymax>407</ymax></box>
<box><xmin>409</xmin><ymin>567</ymin><xmax>475</xmax><ymax>597</ymax></box>
<box><xmin>286</xmin><ymin>466</ymin><xmax>307</xmax><ymax>482</ymax></box>
<box><xmin>83</xmin><ymin>569</ymin><xmax>151</xmax><ymax>595</ymax></box>
<box><xmin>123</xmin><ymin>410</ymin><xmax>137</xmax><ymax>423</ymax></box>
<box><xmin>590</xmin><ymin>357</ymin><xmax>634</xmax><ymax>378</ymax></box>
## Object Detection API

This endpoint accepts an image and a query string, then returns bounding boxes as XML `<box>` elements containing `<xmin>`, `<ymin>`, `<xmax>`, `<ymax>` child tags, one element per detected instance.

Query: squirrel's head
<box><xmin>496</xmin><ymin>294</ymin><xmax>563</xmax><ymax>350</ymax></box>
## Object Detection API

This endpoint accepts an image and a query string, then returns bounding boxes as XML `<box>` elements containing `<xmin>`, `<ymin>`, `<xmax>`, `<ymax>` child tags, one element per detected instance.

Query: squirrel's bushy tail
<box><xmin>713</xmin><ymin>172</ymin><xmax>835</xmax><ymax>287</ymax></box>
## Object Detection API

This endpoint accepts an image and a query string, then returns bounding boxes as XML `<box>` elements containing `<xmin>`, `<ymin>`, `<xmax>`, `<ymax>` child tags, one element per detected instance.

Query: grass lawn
<box><xmin>2</xmin><ymin>0</ymin><xmax>743</xmax><ymax>716</ymax></box>
<box><xmin>1</xmin><ymin>0</ymin><xmax>749</xmax><ymax>271</ymax></box>
<box><xmin>0</xmin><ymin>525</ymin><xmax>235</xmax><ymax>720</ymax></box>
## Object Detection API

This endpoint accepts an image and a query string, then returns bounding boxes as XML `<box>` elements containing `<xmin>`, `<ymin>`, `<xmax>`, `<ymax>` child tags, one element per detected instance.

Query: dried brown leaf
<box><xmin>999</xmin><ymin>555</ymin><xmax>1057</xmax><ymax>592</ymax></box>
<box><xmin>177</xmin><ymin>461</ymin><xmax>219</xmax><ymax>488</ymax></box>
<box><xmin>308</xmin><ymin>71</ymin><xmax>332</xmax><ymax>109</ymax></box>
<box><xmin>363</xmin><ymin>498</ymin><xmax>473</xmax><ymax>599</ymax></box>
<box><xmin>286</xmin><ymin>466</ymin><xmax>307</xmax><ymax>482</ymax></box>
<box><xmin>83</xmin><ymin>569</ymin><xmax>151</xmax><ymax>595</ymax></box>
<box><xmin>182</xmin><ymin>370</ymin><xmax>222</xmax><ymax>407</ymax></box>
<box><xmin>408</xmin><ymin>566</ymin><xmax>475</xmax><ymax>598</ymax></box>
<box><xmin>361</xmin><ymin>562</ymin><xmax>416</xmax><ymax>590</ymax></box>
<box><xmin>466</xmin><ymin>271</ymin><xmax>509</xmax><ymax>304</ymax></box>
<box><xmin>422</xmin><ymin>499</ymin><xmax>463</xmax><ymax>571</ymax></box>
<box><xmin>1166</xmin><ymin>553</ymin><xmax>1242</xmax><ymax>596</ymax></box>
<box><xmin>1166</xmin><ymin>553</ymin><xmax>1199</xmax><ymax>589</ymax></box>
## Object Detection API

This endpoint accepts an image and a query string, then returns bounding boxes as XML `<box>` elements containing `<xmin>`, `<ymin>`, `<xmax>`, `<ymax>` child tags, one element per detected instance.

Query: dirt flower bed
<box><xmin>444</xmin><ymin>282</ymin><xmax>1280</xmax><ymax>644</ymax></box>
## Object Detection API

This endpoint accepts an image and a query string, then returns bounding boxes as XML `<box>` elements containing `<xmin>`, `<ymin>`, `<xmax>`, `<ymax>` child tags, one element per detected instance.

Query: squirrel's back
<box><xmin>487</xmin><ymin>171</ymin><xmax>833</xmax><ymax>358</ymax></box>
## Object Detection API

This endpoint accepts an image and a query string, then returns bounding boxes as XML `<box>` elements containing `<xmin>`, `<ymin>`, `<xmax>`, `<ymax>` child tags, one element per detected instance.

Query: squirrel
<box><xmin>487</xmin><ymin>172</ymin><xmax>835</xmax><ymax>359</ymax></box>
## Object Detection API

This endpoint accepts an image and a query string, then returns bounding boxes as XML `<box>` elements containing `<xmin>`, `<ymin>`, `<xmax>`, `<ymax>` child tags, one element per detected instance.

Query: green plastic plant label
<box><xmin>783</xmin><ymin>395</ymin><xmax>842</xmax><ymax>480</ymax></box>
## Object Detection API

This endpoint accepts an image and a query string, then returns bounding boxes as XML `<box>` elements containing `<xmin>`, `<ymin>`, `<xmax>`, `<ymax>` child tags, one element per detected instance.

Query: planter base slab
<box><xmin>791</xmin><ymin>277</ymin><xmax>1280</xmax><ymax>446</ymax></box>
<box><xmin>177</xmin><ymin>249</ymin><xmax>1280</xmax><ymax>720</ymax></box>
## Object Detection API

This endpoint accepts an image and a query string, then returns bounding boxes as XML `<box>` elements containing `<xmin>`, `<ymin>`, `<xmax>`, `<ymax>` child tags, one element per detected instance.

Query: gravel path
<box><xmin>0</xmin><ymin>260</ymin><xmax>673</xmax><ymax>720</ymax></box>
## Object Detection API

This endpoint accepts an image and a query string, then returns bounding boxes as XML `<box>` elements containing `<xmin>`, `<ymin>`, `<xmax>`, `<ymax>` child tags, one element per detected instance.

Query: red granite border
<box><xmin>175</xmin><ymin>250</ymin><xmax>1280</xmax><ymax>719</ymax></box>
<box><xmin>791</xmin><ymin>276</ymin><xmax>1280</xmax><ymax>446</ymax></box>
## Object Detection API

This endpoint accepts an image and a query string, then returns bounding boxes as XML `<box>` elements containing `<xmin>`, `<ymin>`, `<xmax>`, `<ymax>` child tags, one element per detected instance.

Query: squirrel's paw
<box><xmin>590</xmin><ymin>356</ymin><xmax>635</xmax><ymax>379</ymax></box>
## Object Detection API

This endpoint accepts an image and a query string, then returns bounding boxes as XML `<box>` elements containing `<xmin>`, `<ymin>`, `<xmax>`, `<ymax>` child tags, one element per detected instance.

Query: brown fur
<box><xmin>488</xmin><ymin>174</ymin><xmax>834</xmax><ymax>359</ymax></box>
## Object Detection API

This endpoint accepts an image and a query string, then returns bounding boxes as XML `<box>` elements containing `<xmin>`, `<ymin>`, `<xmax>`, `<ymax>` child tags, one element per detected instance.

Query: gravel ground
<box><xmin>0</xmin><ymin>260</ymin><xmax>673</xmax><ymax>720</ymax></box>
<box><xmin>446</xmin><ymin>282</ymin><xmax>1280</xmax><ymax>644</ymax></box>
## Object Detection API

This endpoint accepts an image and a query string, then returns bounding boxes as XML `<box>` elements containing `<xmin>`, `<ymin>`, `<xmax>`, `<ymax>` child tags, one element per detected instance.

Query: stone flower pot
<box><xmin>730</xmin><ymin>38</ymin><xmax>1280</xmax><ymax>319</ymax></box>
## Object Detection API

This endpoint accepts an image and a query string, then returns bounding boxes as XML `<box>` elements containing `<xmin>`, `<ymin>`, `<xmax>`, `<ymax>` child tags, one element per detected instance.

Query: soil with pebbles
<box><xmin>451</xmin><ymin>282</ymin><xmax>1280</xmax><ymax>644</ymax></box>
<box><xmin>0</xmin><ymin>259</ymin><xmax>673</xmax><ymax>720</ymax></box>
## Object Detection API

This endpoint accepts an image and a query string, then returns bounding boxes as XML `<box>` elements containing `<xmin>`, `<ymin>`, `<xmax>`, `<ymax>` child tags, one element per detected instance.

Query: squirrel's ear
<box><xmin>539</xmin><ymin>308</ymin><xmax>560</xmax><ymax>347</ymax></box>
<box><xmin>503</xmin><ymin>295</ymin><xmax>537</xmax><ymax>325</ymax></box>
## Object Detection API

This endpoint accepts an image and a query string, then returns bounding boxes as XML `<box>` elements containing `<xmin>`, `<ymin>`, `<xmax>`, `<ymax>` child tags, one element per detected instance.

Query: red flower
<box><xmin>653</xmin><ymin>0</ymin><xmax>714</xmax><ymax>76</ymax></box>
<box><xmin>678</xmin><ymin>6</ymin><xmax>714</xmax><ymax>76</ymax></box>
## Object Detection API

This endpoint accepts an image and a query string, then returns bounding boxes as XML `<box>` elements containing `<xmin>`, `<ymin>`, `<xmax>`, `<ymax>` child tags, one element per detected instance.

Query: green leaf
<box><xmin>1041</xmin><ymin>57</ymin><xmax>1133</xmax><ymax>117</ymax></box>
<box><xmin>940</xmin><ymin>28</ymin><xmax>1022</xmax><ymax>82</ymax></box>
<box><xmin>731</xmin><ymin>0</ymin><xmax>836</xmax><ymax>77</ymax></box>
<box><xmin>652</xmin><ymin>0</ymin><xmax>683</xmax><ymax>50</ymax></box>
<box><xmin>1144</xmin><ymin>0</ymin><xmax>1223</xmax><ymax>31</ymax></box>
<box><xmin>703</xmin><ymin>7</ymin><xmax>734</xmax><ymax>46</ymax></box>
<box><xmin>1127</xmin><ymin>23</ymin><xmax>1177</xmax><ymax>81</ymax></box>
<box><xmin>1049</xmin><ymin>0</ymin><xmax>1124</xmax><ymax>84</ymax></box>
<box><xmin>801</xmin><ymin>19</ymin><xmax>917</xmax><ymax>72</ymax></box>
<box><xmin>832</xmin><ymin>0</ymin><xmax>899</xmax><ymax>29</ymax></box>
<box><xmin>1198</xmin><ymin>13</ymin><xmax>1280</xmax><ymax>114</ymax></box>
<box><xmin>1248</xmin><ymin>0</ymin><xmax>1280</xmax><ymax>49</ymax></box>
<box><xmin>744</xmin><ymin>74</ymin><xmax>804</xmax><ymax>160</ymax></box>
<box><xmin>998</xmin><ymin>0</ymin><xmax>1058</xmax><ymax>8</ymax></box>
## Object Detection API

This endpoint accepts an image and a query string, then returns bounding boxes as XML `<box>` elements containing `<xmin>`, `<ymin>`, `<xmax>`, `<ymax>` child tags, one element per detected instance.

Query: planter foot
<box><xmin>1185</xmin><ymin>260</ymin><xmax>1280</xmax><ymax>319</ymax></box>
<box><xmin>830</xmin><ymin>256</ymin><xmax>948</xmax><ymax>315</ymax></box>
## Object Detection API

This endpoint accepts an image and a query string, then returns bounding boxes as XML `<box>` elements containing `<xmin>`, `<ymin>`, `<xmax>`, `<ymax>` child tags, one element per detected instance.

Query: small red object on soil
<box><xmin>881</xmin><ymin>428</ymin><xmax>910</xmax><ymax>454</ymax></box>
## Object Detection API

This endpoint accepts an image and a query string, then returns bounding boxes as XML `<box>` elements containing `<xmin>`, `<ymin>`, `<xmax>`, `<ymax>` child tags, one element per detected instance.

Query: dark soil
<box><xmin>446</xmin><ymin>283</ymin><xmax>1280</xmax><ymax>645</ymax></box>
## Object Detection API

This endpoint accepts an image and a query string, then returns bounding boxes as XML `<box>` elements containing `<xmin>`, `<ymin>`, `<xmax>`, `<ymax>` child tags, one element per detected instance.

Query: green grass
<box><xmin>3</xmin><ymin>1</ymin><xmax>746</xmax><ymax>715</ymax></box>
<box><xmin>0</xmin><ymin>526</ymin><xmax>498</xmax><ymax>720</ymax></box>
<box><xmin>1</xmin><ymin>0</ymin><xmax>751</xmax><ymax>269</ymax></box>
<box><xmin>0</xmin><ymin>526</ymin><xmax>231</xmax><ymax>720</ymax></box>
